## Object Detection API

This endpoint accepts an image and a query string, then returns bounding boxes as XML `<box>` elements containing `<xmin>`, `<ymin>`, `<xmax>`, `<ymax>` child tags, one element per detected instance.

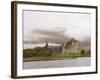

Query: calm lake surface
<box><xmin>23</xmin><ymin>57</ymin><xmax>91</xmax><ymax>69</ymax></box>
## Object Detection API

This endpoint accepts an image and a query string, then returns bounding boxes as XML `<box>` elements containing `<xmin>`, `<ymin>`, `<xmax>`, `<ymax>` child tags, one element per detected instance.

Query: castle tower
<box><xmin>70</xmin><ymin>38</ymin><xmax>79</xmax><ymax>52</ymax></box>
<box><xmin>61</xmin><ymin>43</ymin><xmax>66</xmax><ymax>55</ymax></box>
<box><xmin>45</xmin><ymin>41</ymin><xmax>48</xmax><ymax>48</ymax></box>
<box><xmin>65</xmin><ymin>38</ymin><xmax>79</xmax><ymax>52</ymax></box>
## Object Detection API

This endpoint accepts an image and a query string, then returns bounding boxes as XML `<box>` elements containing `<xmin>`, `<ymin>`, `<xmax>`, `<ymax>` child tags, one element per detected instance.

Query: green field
<box><xmin>23</xmin><ymin>47</ymin><xmax>90</xmax><ymax>61</ymax></box>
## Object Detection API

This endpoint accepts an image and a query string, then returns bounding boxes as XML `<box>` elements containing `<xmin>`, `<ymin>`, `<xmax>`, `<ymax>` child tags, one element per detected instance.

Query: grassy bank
<box><xmin>23</xmin><ymin>47</ymin><xmax>90</xmax><ymax>61</ymax></box>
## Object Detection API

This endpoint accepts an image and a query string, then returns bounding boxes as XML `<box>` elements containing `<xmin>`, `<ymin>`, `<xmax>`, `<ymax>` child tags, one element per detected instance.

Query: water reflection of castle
<box><xmin>44</xmin><ymin>38</ymin><xmax>81</xmax><ymax>54</ymax></box>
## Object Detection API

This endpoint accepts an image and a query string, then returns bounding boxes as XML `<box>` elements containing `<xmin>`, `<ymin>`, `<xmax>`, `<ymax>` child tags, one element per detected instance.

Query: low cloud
<box><xmin>24</xmin><ymin>28</ymin><xmax>71</xmax><ymax>44</ymax></box>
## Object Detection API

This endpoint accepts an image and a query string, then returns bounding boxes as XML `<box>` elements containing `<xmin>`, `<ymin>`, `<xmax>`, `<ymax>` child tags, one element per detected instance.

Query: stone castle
<box><xmin>44</xmin><ymin>38</ymin><xmax>81</xmax><ymax>54</ymax></box>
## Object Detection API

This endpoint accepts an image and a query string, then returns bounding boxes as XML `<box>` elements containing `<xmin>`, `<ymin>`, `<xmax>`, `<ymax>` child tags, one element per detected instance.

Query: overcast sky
<box><xmin>23</xmin><ymin>10</ymin><xmax>91</xmax><ymax>49</ymax></box>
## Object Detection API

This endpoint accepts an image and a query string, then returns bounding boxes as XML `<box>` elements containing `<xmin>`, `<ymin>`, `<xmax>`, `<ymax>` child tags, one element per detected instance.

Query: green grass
<box><xmin>23</xmin><ymin>47</ymin><xmax>90</xmax><ymax>61</ymax></box>
<box><xmin>63</xmin><ymin>51</ymin><xmax>88</xmax><ymax>58</ymax></box>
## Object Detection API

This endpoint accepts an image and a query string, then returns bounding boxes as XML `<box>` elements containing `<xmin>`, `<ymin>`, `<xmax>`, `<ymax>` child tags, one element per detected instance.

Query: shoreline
<box><xmin>24</xmin><ymin>56</ymin><xmax>90</xmax><ymax>62</ymax></box>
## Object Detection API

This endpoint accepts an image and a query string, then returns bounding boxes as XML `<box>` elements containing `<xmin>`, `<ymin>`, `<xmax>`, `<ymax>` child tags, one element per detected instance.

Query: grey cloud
<box><xmin>24</xmin><ymin>28</ymin><xmax>71</xmax><ymax>44</ymax></box>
